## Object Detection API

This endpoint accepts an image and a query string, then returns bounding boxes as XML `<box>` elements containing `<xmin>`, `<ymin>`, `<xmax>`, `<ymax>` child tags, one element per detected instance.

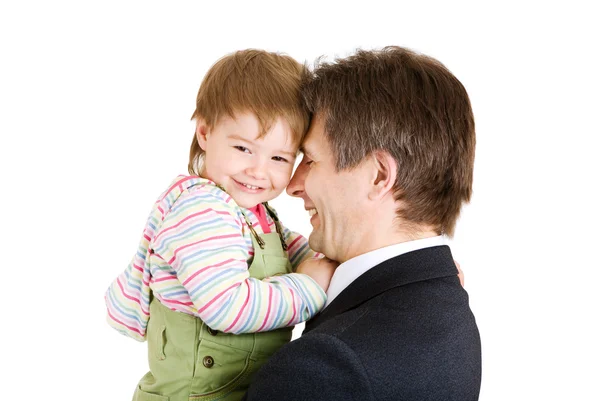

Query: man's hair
<box><xmin>188</xmin><ymin>49</ymin><xmax>310</xmax><ymax>175</ymax></box>
<box><xmin>302</xmin><ymin>46</ymin><xmax>476</xmax><ymax>237</ymax></box>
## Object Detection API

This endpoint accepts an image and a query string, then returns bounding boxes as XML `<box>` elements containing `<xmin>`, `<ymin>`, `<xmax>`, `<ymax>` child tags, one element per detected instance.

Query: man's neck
<box><xmin>342</xmin><ymin>229</ymin><xmax>439</xmax><ymax>263</ymax></box>
<box><xmin>334</xmin><ymin>199</ymin><xmax>439</xmax><ymax>263</ymax></box>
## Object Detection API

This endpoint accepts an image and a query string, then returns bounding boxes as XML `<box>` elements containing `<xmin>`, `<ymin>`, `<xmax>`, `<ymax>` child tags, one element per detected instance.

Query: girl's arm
<box><xmin>154</xmin><ymin>188</ymin><xmax>326</xmax><ymax>334</ymax></box>
<box><xmin>279</xmin><ymin>222</ymin><xmax>323</xmax><ymax>272</ymax></box>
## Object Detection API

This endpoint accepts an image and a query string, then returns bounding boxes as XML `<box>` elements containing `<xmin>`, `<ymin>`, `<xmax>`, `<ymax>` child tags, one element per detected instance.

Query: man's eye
<box><xmin>234</xmin><ymin>146</ymin><xmax>250</xmax><ymax>153</ymax></box>
<box><xmin>272</xmin><ymin>156</ymin><xmax>289</xmax><ymax>163</ymax></box>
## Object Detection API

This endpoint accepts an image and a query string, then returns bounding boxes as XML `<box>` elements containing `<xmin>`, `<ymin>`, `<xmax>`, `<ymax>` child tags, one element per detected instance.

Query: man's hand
<box><xmin>296</xmin><ymin>257</ymin><xmax>339</xmax><ymax>292</ymax></box>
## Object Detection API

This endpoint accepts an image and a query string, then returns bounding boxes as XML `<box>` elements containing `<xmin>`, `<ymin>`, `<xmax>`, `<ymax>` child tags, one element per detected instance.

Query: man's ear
<box><xmin>368</xmin><ymin>151</ymin><xmax>398</xmax><ymax>201</ymax></box>
<box><xmin>195</xmin><ymin>119</ymin><xmax>210</xmax><ymax>151</ymax></box>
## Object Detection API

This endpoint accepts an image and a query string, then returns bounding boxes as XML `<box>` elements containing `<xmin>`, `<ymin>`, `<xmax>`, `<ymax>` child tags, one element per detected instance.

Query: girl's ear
<box><xmin>195</xmin><ymin>119</ymin><xmax>210</xmax><ymax>151</ymax></box>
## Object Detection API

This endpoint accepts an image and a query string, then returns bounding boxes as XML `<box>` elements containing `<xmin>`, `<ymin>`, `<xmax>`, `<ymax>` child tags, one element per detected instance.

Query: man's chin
<box><xmin>308</xmin><ymin>233</ymin><xmax>323</xmax><ymax>255</ymax></box>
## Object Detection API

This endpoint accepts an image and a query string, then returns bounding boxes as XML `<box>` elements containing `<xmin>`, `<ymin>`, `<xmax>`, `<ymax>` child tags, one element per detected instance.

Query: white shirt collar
<box><xmin>325</xmin><ymin>235</ymin><xmax>448</xmax><ymax>307</ymax></box>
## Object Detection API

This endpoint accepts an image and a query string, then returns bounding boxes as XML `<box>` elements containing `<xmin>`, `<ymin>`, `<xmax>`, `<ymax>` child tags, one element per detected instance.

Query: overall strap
<box><xmin>263</xmin><ymin>202</ymin><xmax>288</xmax><ymax>251</ymax></box>
<box><xmin>239</xmin><ymin>203</ymin><xmax>288</xmax><ymax>251</ymax></box>
<box><xmin>239</xmin><ymin>209</ymin><xmax>266</xmax><ymax>249</ymax></box>
<box><xmin>214</xmin><ymin>183</ymin><xmax>267</xmax><ymax>249</ymax></box>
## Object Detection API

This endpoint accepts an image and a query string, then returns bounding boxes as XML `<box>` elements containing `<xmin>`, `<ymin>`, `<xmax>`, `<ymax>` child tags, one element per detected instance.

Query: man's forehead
<box><xmin>301</xmin><ymin>117</ymin><xmax>326</xmax><ymax>156</ymax></box>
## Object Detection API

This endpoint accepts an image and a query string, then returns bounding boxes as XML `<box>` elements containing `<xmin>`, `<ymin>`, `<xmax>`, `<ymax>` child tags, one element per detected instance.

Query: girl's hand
<box><xmin>296</xmin><ymin>257</ymin><xmax>339</xmax><ymax>292</ymax></box>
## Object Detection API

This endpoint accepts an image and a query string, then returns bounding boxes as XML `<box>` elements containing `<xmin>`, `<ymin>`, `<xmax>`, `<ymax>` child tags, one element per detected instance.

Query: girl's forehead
<box><xmin>220</xmin><ymin>113</ymin><xmax>298</xmax><ymax>148</ymax></box>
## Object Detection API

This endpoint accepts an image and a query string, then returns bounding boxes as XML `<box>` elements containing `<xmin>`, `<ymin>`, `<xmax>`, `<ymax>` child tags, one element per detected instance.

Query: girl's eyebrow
<box><xmin>228</xmin><ymin>133</ymin><xmax>296</xmax><ymax>157</ymax></box>
<box><xmin>278</xmin><ymin>149</ymin><xmax>297</xmax><ymax>157</ymax></box>
<box><xmin>227</xmin><ymin>134</ymin><xmax>253</xmax><ymax>143</ymax></box>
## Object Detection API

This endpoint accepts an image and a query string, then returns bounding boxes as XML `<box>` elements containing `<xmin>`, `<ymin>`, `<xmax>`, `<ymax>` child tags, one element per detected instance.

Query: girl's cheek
<box><xmin>275</xmin><ymin>169</ymin><xmax>293</xmax><ymax>189</ymax></box>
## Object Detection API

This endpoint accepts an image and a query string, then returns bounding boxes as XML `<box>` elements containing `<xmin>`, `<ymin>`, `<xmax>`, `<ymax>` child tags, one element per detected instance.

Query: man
<box><xmin>244</xmin><ymin>46</ymin><xmax>481</xmax><ymax>400</ymax></box>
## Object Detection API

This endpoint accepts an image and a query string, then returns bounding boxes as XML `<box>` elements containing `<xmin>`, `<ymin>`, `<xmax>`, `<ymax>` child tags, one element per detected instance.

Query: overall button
<box><xmin>207</xmin><ymin>327</ymin><xmax>219</xmax><ymax>336</ymax></box>
<box><xmin>203</xmin><ymin>356</ymin><xmax>214</xmax><ymax>368</ymax></box>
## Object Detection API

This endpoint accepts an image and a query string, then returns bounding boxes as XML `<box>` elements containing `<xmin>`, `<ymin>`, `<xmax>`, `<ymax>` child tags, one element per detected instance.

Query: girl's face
<box><xmin>196</xmin><ymin>111</ymin><xmax>298</xmax><ymax>209</ymax></box>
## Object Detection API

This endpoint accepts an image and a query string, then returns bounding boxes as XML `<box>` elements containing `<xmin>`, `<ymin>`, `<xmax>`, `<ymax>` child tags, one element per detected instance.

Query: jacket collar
<box><xmin>304</xmin><ymin>245</ymin><xmax>458</xmax><ymax>333</ymax></box>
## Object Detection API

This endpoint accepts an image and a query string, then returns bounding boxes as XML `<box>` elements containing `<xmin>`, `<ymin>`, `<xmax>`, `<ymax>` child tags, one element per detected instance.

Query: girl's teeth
<box><xmin>243</xmin><ymin>183</ymin><xmax>259</xmax><ymax>190</ymax></box>
<box><xmin>308</xmin><ymin>208</ymin><xmax>317</xmax><ymax>216</ymax></box>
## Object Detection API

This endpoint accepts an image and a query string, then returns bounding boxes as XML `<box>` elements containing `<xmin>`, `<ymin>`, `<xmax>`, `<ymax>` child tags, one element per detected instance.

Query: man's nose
<box><xmin>287</xmin><ymin>159</ymin><xmax>308</xmax><ymax>197</ymax></box>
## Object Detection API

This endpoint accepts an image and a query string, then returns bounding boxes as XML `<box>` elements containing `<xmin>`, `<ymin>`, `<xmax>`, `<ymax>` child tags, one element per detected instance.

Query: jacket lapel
<box><xmin>304</xmin><ymin>245</ymin><xmax>458</xmax><ymax>333</ymax></box>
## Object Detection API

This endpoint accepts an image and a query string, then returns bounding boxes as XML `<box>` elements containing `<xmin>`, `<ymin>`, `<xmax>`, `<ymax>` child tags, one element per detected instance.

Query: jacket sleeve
<box><xmin>243</xmin><ymin>333</ymin><xmax>374</xmax><ymax>401</ymax></box>
<box><xmin>153</xmin><ymin>188</ymin><xmax>326</xmax><ymax>334</ymax></box>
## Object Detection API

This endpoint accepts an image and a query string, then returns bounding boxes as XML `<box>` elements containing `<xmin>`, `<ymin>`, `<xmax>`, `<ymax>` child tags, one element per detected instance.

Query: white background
<box><xmin>1</xmin><ymin>1</ymin><xmax>599</xmax><ymax>400</ymax></box>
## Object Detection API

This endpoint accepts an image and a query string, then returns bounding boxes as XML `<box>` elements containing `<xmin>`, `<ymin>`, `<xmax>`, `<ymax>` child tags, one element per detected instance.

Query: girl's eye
<box><xmin>234</xmin><ymin>146</ymin><xmax>250</xmax><ymax>153</ymax></box>
<box><xmin>305</xmin><ymin>160</ymin><xmax>314</xmax><ymax>167</ymax></box>
<box><xmin>272</xmin><ymin>156</ymin><xmax>289</xmax><ymax>163</ymax></box>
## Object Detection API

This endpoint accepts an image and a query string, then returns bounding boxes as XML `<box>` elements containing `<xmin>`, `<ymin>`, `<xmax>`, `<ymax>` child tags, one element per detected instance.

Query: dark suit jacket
<box><xmin>243</xmin><ymin>246</ymin><xmax>481</xmax><ymax>401</ymax></box>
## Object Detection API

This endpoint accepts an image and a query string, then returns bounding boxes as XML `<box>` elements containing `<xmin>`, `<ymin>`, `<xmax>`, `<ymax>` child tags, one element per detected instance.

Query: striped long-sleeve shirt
<box><xmin>105</xmin><ymin>175</ymin><xmax>325</xmax><ymax>342</ymax></box>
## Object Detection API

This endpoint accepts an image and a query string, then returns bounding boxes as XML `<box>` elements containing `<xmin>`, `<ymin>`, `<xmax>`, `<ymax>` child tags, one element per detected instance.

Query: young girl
<box><xmin>105</xmin><ymin>50</ymin><xmax>336</xmax><ymax>401</ymax></box>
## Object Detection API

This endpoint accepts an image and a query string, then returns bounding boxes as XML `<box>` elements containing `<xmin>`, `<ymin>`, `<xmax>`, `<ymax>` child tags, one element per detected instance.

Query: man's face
<box><xmin>287</xmin><ymin>117</ymin><xmax>369</xmax><ymax>262</ymax></box>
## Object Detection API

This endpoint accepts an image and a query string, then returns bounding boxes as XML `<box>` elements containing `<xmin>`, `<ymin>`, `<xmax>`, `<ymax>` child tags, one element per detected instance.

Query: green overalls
<box><xmin>134</xmin><ymin>206</ymin><xmax>293</xmax><ymax>401</ymax></box>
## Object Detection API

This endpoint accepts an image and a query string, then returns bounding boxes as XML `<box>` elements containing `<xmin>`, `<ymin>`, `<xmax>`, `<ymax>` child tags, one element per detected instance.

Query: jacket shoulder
<box><xmin>244</xmin><ymin>333</ymin><xmax>374</xmax><ymax>401</ymax></box>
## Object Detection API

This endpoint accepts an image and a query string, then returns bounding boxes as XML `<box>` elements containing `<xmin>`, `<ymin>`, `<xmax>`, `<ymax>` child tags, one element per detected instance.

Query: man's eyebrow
<box><xmin>299</xmin><ymin>144</ymin><xmax>315</xmax><ymax>158</ymax></box>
